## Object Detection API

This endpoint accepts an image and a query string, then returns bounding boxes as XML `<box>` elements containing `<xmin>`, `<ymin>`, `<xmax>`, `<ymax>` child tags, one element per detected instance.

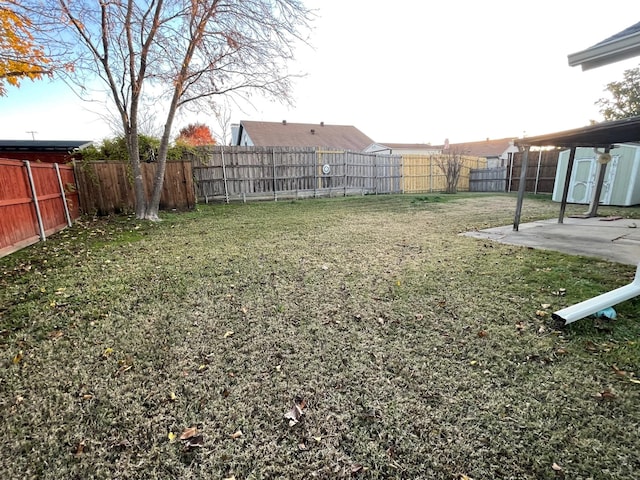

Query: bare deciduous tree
<box><xmin>436</xmin><ymin>148</ymin><xmax>466</xmax><ymax>194</ymax></box>
<box><xmin>24</xmin><ymin>0</ymin><xmax>312</xmax><ymax>220</ymax></box>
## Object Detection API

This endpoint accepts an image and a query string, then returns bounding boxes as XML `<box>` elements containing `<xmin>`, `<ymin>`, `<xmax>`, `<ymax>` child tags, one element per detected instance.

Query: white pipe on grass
<box><xmin>553</xmin><ymin>262</ymin><xmax>640</xmax><ymax>325</ymax></box>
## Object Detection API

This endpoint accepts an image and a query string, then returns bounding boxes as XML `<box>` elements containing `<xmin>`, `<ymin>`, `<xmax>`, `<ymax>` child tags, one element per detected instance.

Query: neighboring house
<box><xmin>364</xmin><ymin>143</ymin><xmax>441</xmax><ymax>155</ymax></box>
<box><xmin>231</xmin><ymin>120</ymin><xmax>374</xmax><ymax>151</ymax></box>
<box><xmin>448</xmin><ymin>137</ymin><xmax>519</xmax><ymax>168</ymax></box>
<box><xmin>0</xmin><ymin>140</ymin><xmax>92</xmax><ymax>164</ymax></box>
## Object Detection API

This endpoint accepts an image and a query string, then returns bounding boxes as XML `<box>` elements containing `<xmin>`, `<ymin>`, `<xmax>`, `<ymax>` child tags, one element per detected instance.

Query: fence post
<box><xmin>220</xmin><ymin>146</ymin><xmax>229</xmax><ymax>204</ymax></box>
<box><xmin>430</xmin><ymin>155</ymin><xmax>433</xmax><ymax>193</ymax></box>
<box><xmin>54</xmin><ymin>163</ymin><xmax>72</xmax><ymax>227</ymax></box>
<box><xmin>344</xmin><ymin>151</ymin><xmax>347</xmax><ymax>197</ymax></box>
<box><xmin>314</xmin><ymin>149</ymin><xmax>318</xmax><ymax>198</ymax></box>
<box><xmin>508</xmin><ymin>154</ymin><xmax>514</xmax><ymax>193</ymax></box>
<box><xmin>24</xmin><ymin>160</ymin><xmax>46</xmax><ymax>241</ymax></box>
<box><xmin>272</xmin><ymin>148</ymin><xmax>277</xmax><ymax>201</ymax></box>
<box><xmin>534</xmin><ymin>149</ymin><xmax>543</xmax><ymax>195</ymax></box>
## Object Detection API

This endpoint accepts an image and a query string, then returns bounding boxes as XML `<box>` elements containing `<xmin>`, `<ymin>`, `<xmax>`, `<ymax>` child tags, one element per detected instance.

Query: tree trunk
<box><xmin>126</xmin><ymin>128</ymin><xmax>147</xmax><ymax>219</ymax></box>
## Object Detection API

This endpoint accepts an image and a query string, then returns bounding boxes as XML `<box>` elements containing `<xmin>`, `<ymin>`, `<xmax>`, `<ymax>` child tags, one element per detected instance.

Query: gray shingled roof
<box><xmin>568</xmin><ymin>21</ymin><xmax>640</xmax><ymax>70</ymax></box>
<box><xmin>237</xmin><ymin>121</ymin><xmax>374</xmax><ymax>151</ymax></box>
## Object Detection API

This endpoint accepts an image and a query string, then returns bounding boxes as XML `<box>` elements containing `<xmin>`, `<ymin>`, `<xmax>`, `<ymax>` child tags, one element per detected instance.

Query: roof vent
<box><xmin>282</xmin><ymin>120</ymin><xmax>287</xmax><ymax>125</ymax></box>
<box><xmin>320</xmin><ymin>121</ymin><xmax>324</xmax><ymax>127</ymax></box>
<box><xmin>310</xmin><ymin>129</ymin><xmax>315</xmax><ymax>134</ymax></box>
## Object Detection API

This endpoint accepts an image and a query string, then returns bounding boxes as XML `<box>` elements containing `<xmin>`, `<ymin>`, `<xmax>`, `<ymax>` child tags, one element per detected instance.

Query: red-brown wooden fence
<box><xmin>0</xmin><ymin>158</ymin><xmax>80</xmax><ymax>257</ymax></box>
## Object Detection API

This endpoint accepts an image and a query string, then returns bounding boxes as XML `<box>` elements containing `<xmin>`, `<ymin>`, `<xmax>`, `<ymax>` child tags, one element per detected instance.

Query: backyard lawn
<box><xmin>1</xmin><ymin>193</ymin><xmax>639</xmax><ymax>479</ymax></box>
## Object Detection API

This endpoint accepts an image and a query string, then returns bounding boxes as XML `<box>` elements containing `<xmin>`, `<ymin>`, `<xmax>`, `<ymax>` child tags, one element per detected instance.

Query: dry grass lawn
<box><xmin>1</xmin><ymin>193</ymin><xmax>639</xmax><ymax>479</ymax></box>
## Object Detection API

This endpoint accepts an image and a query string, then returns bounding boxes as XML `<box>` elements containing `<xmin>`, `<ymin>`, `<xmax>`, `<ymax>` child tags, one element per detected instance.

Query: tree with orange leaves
<box><xmin>176</xmin><ymin>123</ymin><xmax>216</xmax><ymax>147</ymax></box>
<box><xmin>0</xmin><ymin>1</ymin><xmax>51</xmax><ymax>96</ymax></box>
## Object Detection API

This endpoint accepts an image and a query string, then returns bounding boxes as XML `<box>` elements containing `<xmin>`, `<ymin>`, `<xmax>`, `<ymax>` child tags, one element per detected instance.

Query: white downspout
<box><xmin>553</xmin><ymin>262</ymin><xmax>640</xmax><ymax>325</ymax></box>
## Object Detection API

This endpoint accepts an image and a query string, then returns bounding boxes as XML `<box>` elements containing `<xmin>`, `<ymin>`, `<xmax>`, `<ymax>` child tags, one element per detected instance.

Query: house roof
<box><xmin>237</xmin><ymin>120</ymin><xmax>374</xmax><ymax>151</ymax></box>
<box><xmin>376</xmin><ymin>143</ymin><xmax>436</xmax><ymax>150</ymax></box>
<box><xmin>568</xmin><ymin>21</ymin><xmax>640</xmax><ymax>70</ymax></box>
<box><xmin>514</xmin><ymin>116</ymin><xmax>640</xmax><ymax>148</ymax></box>
<box><xmin>0</xmin><ymin>140</ymin><xmax>92</xmax><ymax>151</ymax></box>
<box><xmin>448</xmin><ymin>137</ymin><xmax>516</xmax><ymax>157</ymax></box>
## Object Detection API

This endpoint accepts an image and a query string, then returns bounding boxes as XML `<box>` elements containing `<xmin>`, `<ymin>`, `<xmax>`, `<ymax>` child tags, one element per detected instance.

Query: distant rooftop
<box><xmin>235</xmin><ymin>121</ymin><xmax>374</xmax><ymax>151</ymax></box>
<box><xmin>0</xmin><ymin>140</ymin><xmax>92</xmax><ymax>151</ymax></box>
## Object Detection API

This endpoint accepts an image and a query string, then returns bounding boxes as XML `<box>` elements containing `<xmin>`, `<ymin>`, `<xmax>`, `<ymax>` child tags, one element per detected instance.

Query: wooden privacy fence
<box><xmin>1</xmin><ymin>158</ymin><xmax>80</xmax><ymax>257</ymax></box>
<box><xmin>508</xmin><ymin>149</ymin><xmax>560</xmax><ymax>194</ymax></box>
<box><xmin>74</xmin><ymin>160</ymin><xmax>195</xmax><ymax>214</ymax></box>
<box><xmin>470</xmin><ymin>167</ymin><xmax>508</xmax><ymax>192</ymax></box>
<box><xmin>190</xmin><ymin>146</ymin><xmax>403</xmax><ymax>202</ymax></box>
<box><xmin>402</xmin><ymin>154</ymin><xmax>487</xmax><ymax>193</ymax></box>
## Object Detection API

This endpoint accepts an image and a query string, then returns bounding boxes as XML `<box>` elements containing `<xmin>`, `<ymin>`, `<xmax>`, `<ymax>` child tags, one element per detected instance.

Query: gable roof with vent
<box><xmin>234</xmin><ymin>120</ymin><xmax>374</xmax><ymax>151</ymax></box>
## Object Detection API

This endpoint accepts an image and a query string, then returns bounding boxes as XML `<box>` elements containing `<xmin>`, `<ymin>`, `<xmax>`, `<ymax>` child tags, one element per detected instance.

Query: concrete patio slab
<box><xmin>462</xmin><ymin>216</ymin><xmax>640</xmax><ymax>266</ymax></box>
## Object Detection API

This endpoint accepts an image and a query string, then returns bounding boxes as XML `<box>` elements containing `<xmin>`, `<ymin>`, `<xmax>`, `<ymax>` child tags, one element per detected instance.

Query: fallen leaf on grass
<box><xmin>179</xmin><ymin>427</ymin><xmax>204</xmax><ymax>448</ymax></box>
<box><xmin>102</xmin><ymin>347</ymin><xmax>114</xmax><ymax>358</ymax></box>
<box><xmin>593</xmin><ymin>389</ymin><xmax>617</xmax><ymax>400</ymax></box>
<box><xmin>180</xmin><ymin>426</ymin><xmax>198</xmax><ymax>440</ymax></box>
<box><xmin>552</xmin><ymin>462</ymin><xmax>564</xmax><ymax>472</ymax></box>
<box><xmin>515</xmin><ymin>322</ymin><xmax>527</xmax><ymax>332</ymax></box>
<box><xmin>223</xmin><ymin>330</ymin><xmax>234</xmax><ymax>338</ymax></box>
<box><xmin>115</xmin><ymin>356</ymin><xmax>134</xmax><ymax>375</ymax></box>
<box><xmin>611</xmin><ymin>365</ymin><xmax>626</xmax><ymax>376</ymax></box>
<box><xmin>460</xmin><ymin>475</ymin><xmax>475</xmax><ymax>480</ymax></box>
<box><xmin>415</xmin><ymin>313</ymin><xmax>424</xmax><ymax>321</ymax></box>
<box><xmin>351</xmin><ymin>463</ymin><xmax>367</xmax><ymax>475</ymax></box>
<box><xmin>584</xmin><ymin>341</ymin><xmax>599</xmax><ymax>352</ymax></box>
<box><xmin>535</xmin><ymin>310</ymin><xmax>548</xmax><ymax>317</ymax></box>
<box><xmin>284</xmin><ymin>397</ymin><xmax>306</xmax><ymax>426</ymax></box>
<box><xmin>12</xmin><ymin>350</ymin><xmax>23</xmax><ymax>364</ymax></box>
<box><xmin>629</xmin><ymin>378</ymin><xmax>640</xmax><ymax>384</ymax></box>
<box><xmin>48</xmin><ymin>330</ymin><xmax>64</xmax><ymax>340</ymax></box>
<box><xmin>541</xmin><ymin>303</ymin><xmax>552</xmax><ymax>309</ymax></box>
<box><xmin>74</xmin><ymin>440</ymin><xmax>86</xmax><ymax>456</ymax></box>
<box><xmin>168</xmin><ymin>431</ymin><xmax>177</xmax><ymax>443</ymax></box>
<box><xmin>230</xmin><ymin>430</ymin><xmax>243</xmax><ymax>439</ymax></box>
<box><xmin>477</xmin><ymin>330</ymin><xmax>488</xmax><ymax>338</ymax></box>
<box><xmin>183</xmin><ymin>434</ymin><xmax>204</xmax><ymax>448</ymax></box>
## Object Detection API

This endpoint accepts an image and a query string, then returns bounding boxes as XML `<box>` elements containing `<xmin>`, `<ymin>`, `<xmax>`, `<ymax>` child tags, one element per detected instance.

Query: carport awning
<box><xmin>512</xmin><ymin>116</ymin><xmax>640</xmax><ymax>231</ymax></box>
<box><xmin>515</xmin><ymin>116</ymin><xmax>640</xmax><ymax>149</ymax></box>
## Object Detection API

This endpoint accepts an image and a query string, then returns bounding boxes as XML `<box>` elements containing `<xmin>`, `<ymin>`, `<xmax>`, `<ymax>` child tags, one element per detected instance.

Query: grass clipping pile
<box><xmin>1</xmin><ymin>194</ymin><xmax>639</xmax><ymax>479</ymax></box>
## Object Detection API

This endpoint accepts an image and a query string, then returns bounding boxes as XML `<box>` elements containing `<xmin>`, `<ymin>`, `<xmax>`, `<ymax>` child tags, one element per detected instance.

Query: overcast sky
<box><xmin>1</xmin><ymin>0</ymin><xmax>639</xmax><ymax>145</ymax></box>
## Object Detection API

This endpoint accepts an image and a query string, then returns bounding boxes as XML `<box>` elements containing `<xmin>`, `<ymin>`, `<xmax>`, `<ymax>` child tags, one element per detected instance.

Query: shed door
<box><xmin>568</xmin><ymin>156</ymin><xmax>596</xmax><ymax>203</ymax></box>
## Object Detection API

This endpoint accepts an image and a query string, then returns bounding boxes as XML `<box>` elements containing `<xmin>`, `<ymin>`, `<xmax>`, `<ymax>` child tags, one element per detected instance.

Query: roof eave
<box><xmin>568</xmin><ymin>31</ymin><xmax>640</xmax><ymax>70</ymax></box>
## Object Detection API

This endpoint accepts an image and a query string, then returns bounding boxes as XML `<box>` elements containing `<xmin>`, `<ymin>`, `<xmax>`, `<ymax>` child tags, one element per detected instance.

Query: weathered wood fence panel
<box><xmin>402</xmin><ymin>155</ymin><xmax>487</xmax><ymax>193</ymax></box>
<box><xmin>470</xmin><ymin>167</ymin><xmax>507</xmax><ymax>192</ymax></box>
<box><xmin>1</xmin><ymin>158</ymin><xmax>80</xmax><ymax>257</ymax></box>
<box><xmin>509</xmin><ymin>149</ymin><xmax>559</xmax><ymax>193</ymax></box>
<box><xmin>190</xmin><ymin>147</ymin><xmax>403</xmax><ymax>202</ymax></box>
<box><xmin>75</xmin><ymin>161</ymin><xmax>195</xmax><ymax>214</ymax></box>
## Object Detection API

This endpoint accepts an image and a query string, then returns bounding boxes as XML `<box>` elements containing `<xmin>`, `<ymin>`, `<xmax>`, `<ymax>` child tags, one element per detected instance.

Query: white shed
<box><xmin>552</xmin><ymin>143</ymin><xmax>640</xmax><ymax>206</ymax></box>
